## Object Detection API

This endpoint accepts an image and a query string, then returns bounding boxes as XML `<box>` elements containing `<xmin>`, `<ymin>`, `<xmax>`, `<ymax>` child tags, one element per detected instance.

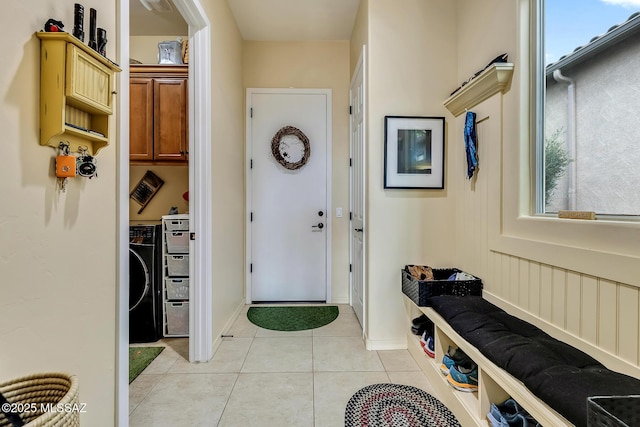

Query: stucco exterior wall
<box><xmin>546</xmin><ymin>34</ymin><xmax>640</xmax><ymax>215</ymax></box>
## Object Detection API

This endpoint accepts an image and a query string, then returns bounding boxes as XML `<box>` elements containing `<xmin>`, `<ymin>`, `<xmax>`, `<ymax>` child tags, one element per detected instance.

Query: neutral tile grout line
<box><xmin>130</xmin><ymin>305</ymin><xmax>435</xmax><ymax>425</ymax></box>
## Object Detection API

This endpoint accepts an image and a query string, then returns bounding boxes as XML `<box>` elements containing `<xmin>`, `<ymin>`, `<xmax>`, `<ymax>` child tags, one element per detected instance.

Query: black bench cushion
<box><xmin>525</xmin><ymin>365</ymin><xmax>640</xmax><ymax>426</ymax></box>
<box><xmin>425</xmin><ymin>295</ymin><xmax>633</xmax><ymax>427</ymax></box>
<box><xmin>427</xmin><ymin>296</ymin><xmax>602</xmax><ymax>375</ymax></box>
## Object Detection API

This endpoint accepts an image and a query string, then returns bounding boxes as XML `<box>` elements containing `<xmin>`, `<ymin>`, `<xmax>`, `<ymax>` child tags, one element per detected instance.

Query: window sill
<box><xmin>444</xmin><ymin>63</ymin><xmax>515</xmax><ymax>117</ymax></box>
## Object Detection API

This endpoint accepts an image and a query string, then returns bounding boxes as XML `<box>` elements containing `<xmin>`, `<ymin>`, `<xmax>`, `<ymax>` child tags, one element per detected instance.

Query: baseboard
<box><xmin>365</xmin><ymin>337</ymin><xmax>407</xmax><ymax>351</ymax></box>
<box><xmin>211</xmin><ymin>300</ymin><xmax>246</xmax><ymax>354</ymax></box>
<box><xmin>330</xmin><ymin>297</ymin><xmax>349</xmax><ymax>304</ymax></box>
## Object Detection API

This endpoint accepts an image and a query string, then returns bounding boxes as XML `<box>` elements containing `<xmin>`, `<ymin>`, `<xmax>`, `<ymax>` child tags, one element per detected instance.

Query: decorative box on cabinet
<box><xmin>162</xmin><ymin>214</ymin><xmax>190</xmax><ymax>337</ymax></box>
<box><xmin>36</xmin><ymin>32</ymin><xmax>121</xmax><ymax>155</ymax></box>
<box><xmin>130</xmin><ymin>65</ymin><xmax>188</xmax><ymax>163</ymax></box>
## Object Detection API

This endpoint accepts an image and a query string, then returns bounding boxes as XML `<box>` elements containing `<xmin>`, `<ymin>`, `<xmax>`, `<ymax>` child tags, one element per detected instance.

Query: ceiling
<box><xmin>130</xmin><ymin>0</ymin><xmax>361</xmax><ymax>40</ymax></box>
<box><xmin>130</xmin><ymin>0</ymin><xmax>188</xmax><ymax>36</ymax></box>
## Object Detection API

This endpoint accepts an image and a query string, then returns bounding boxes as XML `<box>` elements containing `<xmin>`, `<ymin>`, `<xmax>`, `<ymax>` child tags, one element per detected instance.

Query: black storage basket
<box><xmin>588</xmin><ymin>395</ymin><xmax>640</xmax><ymax>427</ymax></box>
<box><xmin>402</xmin><ymin>266</ymin><xmax>482</xmax><ymax>306</ymax></box>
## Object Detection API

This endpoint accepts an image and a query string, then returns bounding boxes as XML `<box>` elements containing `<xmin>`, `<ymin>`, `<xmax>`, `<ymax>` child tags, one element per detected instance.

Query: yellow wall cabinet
<box><xmin>36</xmin><ymin>32</ymin><xmax>121</xmax><ymax>156</ymax></box>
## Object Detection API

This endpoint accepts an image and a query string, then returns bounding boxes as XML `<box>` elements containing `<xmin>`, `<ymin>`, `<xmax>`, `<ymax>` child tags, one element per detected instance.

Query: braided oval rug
<box><xmin>345</xmin><ymin>383</ymin><xmax>461</xmax><ymax>427</ymax></box>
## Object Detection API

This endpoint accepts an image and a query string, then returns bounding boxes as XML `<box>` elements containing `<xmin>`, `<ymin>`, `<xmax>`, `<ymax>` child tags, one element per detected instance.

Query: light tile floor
<box><xmin>129</xmin><ymin>304</ymin><xmax>437</xmax><ymax>426</ymax></box>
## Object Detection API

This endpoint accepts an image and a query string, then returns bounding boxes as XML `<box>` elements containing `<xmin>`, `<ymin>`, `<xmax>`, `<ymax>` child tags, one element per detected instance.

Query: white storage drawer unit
<box><xmin>166</xmin><ymin>255</ymin><xmax>189</xmax><ymax>276</ymax></box>
<box><xmin>165</xmin><ymin>278</ymin><xmax>189</xmax><ymax>300</ymax></box>
<box><xmin>165</xmin><ymin>302</ymin><xmax>189</xmax><ymax>335</ymax></box>
<box><xmin>162</xmin><ymin>214</ymin><xmax>190</xmax><ymax>337</ymax></box>
<box><xmin>165</xmin><ymin>231</ymin><xmax>189</xmax><ymax>253</ymax></box>
<box><xmin>164</xmin><ymin>218</ymin><xmax>189</xmax><ymax>231</ymax></box>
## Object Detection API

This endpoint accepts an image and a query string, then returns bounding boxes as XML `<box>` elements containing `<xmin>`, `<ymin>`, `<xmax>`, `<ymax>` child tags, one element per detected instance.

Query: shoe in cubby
<box><xmin>447</xmin><ymin>362</ymin><xmax>478</xmax><ymax>392</ymax></box>
<box><xmin>440</xmin><ymin>345</ymin><xmax>472</xmax><ymax>375</ymax></box>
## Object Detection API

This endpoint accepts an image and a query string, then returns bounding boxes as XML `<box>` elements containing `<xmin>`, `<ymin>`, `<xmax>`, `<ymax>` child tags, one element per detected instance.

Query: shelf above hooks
<box><xmin>36</xmin><ymin>32</ymin><xmax>121</xmax><ymax>156</ymax></box>
<box><xmin>444</xmin><ymin>63</ymin><xmax>514</xmax><ymax>117</ymax></box>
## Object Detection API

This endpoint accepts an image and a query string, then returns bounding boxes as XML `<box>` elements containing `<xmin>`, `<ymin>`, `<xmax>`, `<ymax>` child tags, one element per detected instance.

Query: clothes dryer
<box><xmin>129</xmin><ymin>224</ymin><xmax>162</xmax><ymax>343</ymax></box>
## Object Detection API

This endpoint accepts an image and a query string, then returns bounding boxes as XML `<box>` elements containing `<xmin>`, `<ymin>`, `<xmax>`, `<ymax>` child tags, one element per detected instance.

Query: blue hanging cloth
<box><xmin>464</xmin><ymin>111</ymin><xmax>478</xmax><ymax>179</ymax></box>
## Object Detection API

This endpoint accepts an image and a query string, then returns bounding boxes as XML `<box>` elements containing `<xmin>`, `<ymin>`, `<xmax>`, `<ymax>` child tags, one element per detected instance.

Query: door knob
<box><xmin>318</xmin><ymin>211</ymin><xmax>324</xmax><ymax>217</ymax></box>
<box><xmin>312</xmin><ymin>222</ymin><xmax>324</xmax><ymax>230</ymax></box>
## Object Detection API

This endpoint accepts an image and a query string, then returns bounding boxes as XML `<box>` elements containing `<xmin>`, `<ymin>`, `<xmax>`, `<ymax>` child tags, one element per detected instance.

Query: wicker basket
<box><xmin>588</xmin><ymin>395</ymin><xmax>640</xmax><ymax>427</ymax></box>
<box><xmin>0</xmin><ymin>373</ymin><xmax>79</xmax><ymax>427</ymax></box>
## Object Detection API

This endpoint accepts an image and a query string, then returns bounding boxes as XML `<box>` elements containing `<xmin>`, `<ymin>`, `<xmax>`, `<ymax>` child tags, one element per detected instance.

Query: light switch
<box><xmin>336</xmin><ymin>207</ymin><xmax>343</xmax><ymax>218</ymax></box>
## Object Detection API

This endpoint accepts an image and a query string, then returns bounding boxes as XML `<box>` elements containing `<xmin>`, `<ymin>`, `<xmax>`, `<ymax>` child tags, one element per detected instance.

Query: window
<box><xmin>539</xmin><ymin>0</ymin><xmax>640</xmax><ymax>217</ymax></box>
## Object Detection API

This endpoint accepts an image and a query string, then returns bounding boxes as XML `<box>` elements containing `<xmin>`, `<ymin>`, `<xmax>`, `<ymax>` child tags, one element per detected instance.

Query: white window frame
<box><xmin>535</xmin><ymin>0</ymin><xmax>640</xmax><ymax>220</ymax></box>
<box><xmin>488</xmin><ymin>0</ymin><xmax>640</xmax><ymax>287</ymax></box>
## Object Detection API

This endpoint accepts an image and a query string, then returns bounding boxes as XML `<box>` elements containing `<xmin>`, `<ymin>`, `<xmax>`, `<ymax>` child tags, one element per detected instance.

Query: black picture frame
<box><xmin>384</xmin><ymin>116</ymin><xmax>445</xmax><ymax>189</ymax></box>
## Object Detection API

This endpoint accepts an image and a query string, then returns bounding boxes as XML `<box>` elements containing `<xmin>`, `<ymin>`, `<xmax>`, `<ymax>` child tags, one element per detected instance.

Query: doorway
<box><xmin>118</xmin><ymin>0</ymin><xmax>212</xmax><ymax>424</ymax></box>
<box><xmin>246</xmin><ymin>88</ymin><xmax>332</xmax><ymax>303</ymax></box>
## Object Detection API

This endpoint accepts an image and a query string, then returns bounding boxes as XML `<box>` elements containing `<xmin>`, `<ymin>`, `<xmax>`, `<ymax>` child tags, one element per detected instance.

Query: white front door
<box><xmin>350</xmin><ymin>47</ymin><xmax>366</xmax><ymax>328</ymax></box>
<box><xmin>248</xmin><ymin>89</ymin><xmax>331</xmax><ymax>302</ymax></box>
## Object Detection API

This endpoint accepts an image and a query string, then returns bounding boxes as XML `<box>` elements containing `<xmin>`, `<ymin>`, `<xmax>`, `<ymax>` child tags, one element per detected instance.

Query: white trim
<box><xmin>116</xmin><ymin>1</ymin><xmax>130</xmax><ymax>425</ymax></box>
<box><xmin>172</xmin><ymin>0</ymin><xmax>213</xmax><ymax>363</ymax></box>
<box><xmin>245</xmin><ymin>88</ymin><xmax>333</xmax><ymax>304</ymax></box>
<box><xmin>365</xmin><ymin>338</ymin><xmax>406</xmax><ymax>351</ymax></box>
<box><xmin>349</xmin><ymin>45</ymin><xmax>367</xmax><ymax>337</ymax></box>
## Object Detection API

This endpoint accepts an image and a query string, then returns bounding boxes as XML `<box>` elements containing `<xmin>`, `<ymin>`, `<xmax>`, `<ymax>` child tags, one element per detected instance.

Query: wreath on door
<box><xmin>270</xmin><ymin>126</ymin><xmax>311</xmax><ymax>170</ymax></box>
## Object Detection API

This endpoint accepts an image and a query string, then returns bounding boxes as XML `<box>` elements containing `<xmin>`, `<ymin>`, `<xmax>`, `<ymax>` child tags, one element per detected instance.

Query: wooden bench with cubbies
<box><xmin>404</xmin><ymin>295</ymin><xmax>572</xmax><ymax>426</ymax></box>
<box><xmin>404</xmin><ymin>291</ymin><xmax>640</xmax><ymax>427</ymax></box>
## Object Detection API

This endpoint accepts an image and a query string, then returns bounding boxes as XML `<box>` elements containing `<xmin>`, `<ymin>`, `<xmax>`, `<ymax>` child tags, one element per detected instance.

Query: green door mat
<box><xmin>129</xmin><ymin>346</ymin><xmax>164</xmax><ymax>383</ymax></box>
<box><xmin>247</xmin><ymin>306</ymin><xmax>339</xmax><ymax>331</ymax></box>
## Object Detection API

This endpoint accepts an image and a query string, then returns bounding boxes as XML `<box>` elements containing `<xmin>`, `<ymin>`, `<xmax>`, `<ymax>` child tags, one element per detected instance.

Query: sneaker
<box><xmin>487</xmin><ymin>403</ymin><xmax>511</xmax><ymax>427</ymax></box>
<box><xmin>447</xmin><ymin>363</ymin><xmax>478</xmax><ymax>392</ymax></box>
<box><xmin>487</xmin><ymin>399</ymin><xmax>541</xmax><ymax>427</ymax></box>
<box><xmin>411</xmin><ymin>315</ymin><xmax>434</xmax><ymax>336</ymax></box>
<box><xmin>419</xmin><ymin>332</ymin><xmax>435</xmax><ymax>358</ymax></box>
<box><xmin>440</xmin><ymin>346</ymin><xmax>471</xmax><ymax>375</ymax></box>
<box><xmin>424</xmin><ymin>335</ymin><xmax>435</xmax><ymax>358</ymax></box>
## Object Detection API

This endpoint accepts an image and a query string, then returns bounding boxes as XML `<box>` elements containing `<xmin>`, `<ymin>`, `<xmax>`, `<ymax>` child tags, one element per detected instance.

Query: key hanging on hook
<box><xmin>56</xmin><ymin>141</ymin><xmax>76</xmax><ymax>192</ymax></box>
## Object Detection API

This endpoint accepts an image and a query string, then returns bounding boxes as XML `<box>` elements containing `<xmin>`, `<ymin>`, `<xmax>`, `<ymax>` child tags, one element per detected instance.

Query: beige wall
<box><xmin>350</xmin><ymin>0</ymin><xmax>368</xmax><ymax>76</ymax></box>
<box><xmin>243</xmin><ymin>40</ymin><xmax>351</xmax><ymax>303</ymax></box>
<box><xmin>365</xmin><ymin>0</ymin><xmax>458</xmax><ymax>348</ymax></box>
<box><xmin>0</xmin><ymin>1</ymin><xmax>118</xmax><ymax>425</ymax></box>
<box><xmin>204</xmin><ymin>0</ymin><xmax>247</xmax><ymax>341</ymax></box>
<box><xmin>130</xmin><ymin>165</ymin><xmax>189</xmax><ymax>221</ymax></box>
<box><xmin>130</xmin><ymin>35</ymin><xmax>188</xmax><ymax>64</ymax></box>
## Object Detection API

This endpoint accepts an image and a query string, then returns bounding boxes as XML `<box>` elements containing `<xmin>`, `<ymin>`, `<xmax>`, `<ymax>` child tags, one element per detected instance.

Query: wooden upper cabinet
<box><xmin>130</xmin><ymin>65</ymin><xmax>188</xmax><ymax>163</ymax></box>
<box><xmin>154</xmin><ymin>78</ymin><xmax>188</xmax><ymax>161</ymax></box>
<box><xmin>129</xmin><ymin>78</ymin><xmax>154</xmax><ymax>161</ymax></box>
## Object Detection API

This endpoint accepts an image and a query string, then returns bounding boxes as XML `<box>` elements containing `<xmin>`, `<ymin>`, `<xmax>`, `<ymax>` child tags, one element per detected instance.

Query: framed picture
<box><xmin>384</xmin><ymin>116</ymin><xmax>445</xmax><ymax>189</ymax></box>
